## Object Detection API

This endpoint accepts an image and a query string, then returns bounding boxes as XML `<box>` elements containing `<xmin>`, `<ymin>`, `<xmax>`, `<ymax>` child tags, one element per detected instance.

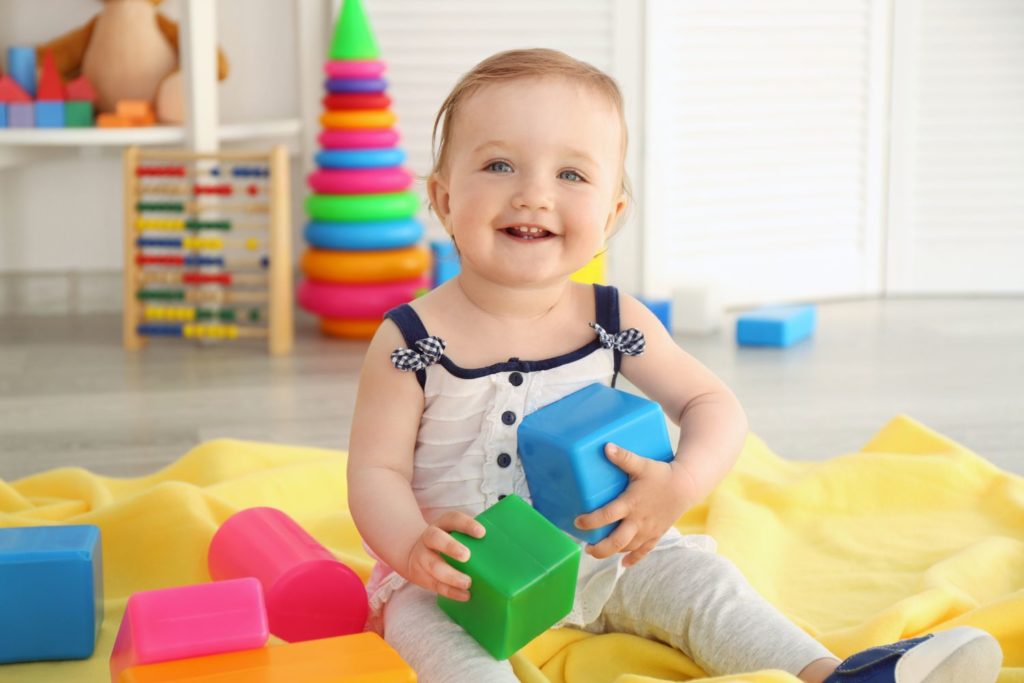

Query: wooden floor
<box><xmin>1</xmin><ymin>298</ymin><xmax>1021</xmax><ymax>481</ymax></box>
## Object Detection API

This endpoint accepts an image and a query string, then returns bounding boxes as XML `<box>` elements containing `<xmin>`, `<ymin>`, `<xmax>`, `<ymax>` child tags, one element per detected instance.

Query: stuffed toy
<box><xmin>36</xmin><ymin>0</ymin><xmax>229</xmax><ymax>124</ymax></box>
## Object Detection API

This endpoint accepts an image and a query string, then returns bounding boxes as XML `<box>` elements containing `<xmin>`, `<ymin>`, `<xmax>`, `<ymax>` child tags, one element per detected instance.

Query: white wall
<box><xmin>0</xmin><ymin>0</ymin><xmax>301</xmax><ymax>274</ymax></box>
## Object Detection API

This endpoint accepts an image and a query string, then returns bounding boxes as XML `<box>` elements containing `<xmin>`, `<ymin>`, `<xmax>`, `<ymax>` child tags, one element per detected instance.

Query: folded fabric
<box><xmin>0</xmin><ymin>415</ymin><xmax>1020</xmax><ymax>683</ymax></box>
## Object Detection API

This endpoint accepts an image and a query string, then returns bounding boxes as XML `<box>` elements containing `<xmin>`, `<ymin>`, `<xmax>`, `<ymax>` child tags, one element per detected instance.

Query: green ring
<box><xmin>306</xmin><ymin>191</ymin><xmax>419</xmax><ymax>222</ymax></box>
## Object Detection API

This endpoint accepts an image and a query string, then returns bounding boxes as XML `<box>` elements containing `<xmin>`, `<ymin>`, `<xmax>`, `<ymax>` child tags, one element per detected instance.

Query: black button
<box><xmin>509</xmin><ymin>372</ymin><xmax>523</xmax><ymax>386</ymax></box>
<box><xmin>497</xmin><ymin>452</ymin><xmax>512</xmax><ymax>468</ymax></box>
<box><xmin>498</xmin><ymin>494</ymin><xmax>507</xmax><ymax>500</ymax></box>
<box><xmin>501</xmin><ymin>411</ymin><xmax>516</xmax><ymax>425</ymax></box>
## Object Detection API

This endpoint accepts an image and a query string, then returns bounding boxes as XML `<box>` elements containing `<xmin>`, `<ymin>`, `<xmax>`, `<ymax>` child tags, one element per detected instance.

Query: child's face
<box><xmin>429</xmin><ymin>77</ymin><xmax>627</xmax><ymax>288</ymax></box>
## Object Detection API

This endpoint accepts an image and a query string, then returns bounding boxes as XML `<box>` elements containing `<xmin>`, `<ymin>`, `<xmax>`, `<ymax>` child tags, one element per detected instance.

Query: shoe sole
<box><xmin>895</xmin><ymin>626</ymin><xmax>1002</xmax><ymax>683</ymax></box>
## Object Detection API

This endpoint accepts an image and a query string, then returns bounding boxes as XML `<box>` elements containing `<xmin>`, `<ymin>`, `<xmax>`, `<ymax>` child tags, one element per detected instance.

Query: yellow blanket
<box><xmin>1</xmin><ymin>415</ymin><xmax>1021</xmax><ymax>683</ymax></box>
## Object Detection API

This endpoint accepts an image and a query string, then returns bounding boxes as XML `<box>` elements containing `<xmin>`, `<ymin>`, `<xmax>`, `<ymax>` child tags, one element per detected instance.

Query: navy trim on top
<box><xmin>384</xmin><ymin>284</ymin><xmax>622</xmax><ymax>387</ymax></box>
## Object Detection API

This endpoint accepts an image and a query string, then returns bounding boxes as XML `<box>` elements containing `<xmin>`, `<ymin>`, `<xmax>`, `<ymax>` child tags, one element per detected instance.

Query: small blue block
<box><xmin>638</xmin><ymin>296</ymin><xmax>672</xmax><ymax>332</ymax></box>
<box><xmin>430</xmin><ymin>239</ymin><xmax>461</xmax><ymax>287</ymax></box>
<box><xmin>7</xmin><ymin>46</ymin><xmax>37</xmax><ymax>99</ymax></box>
<box><xmin>736</xmin><ymin>304</ymin><xmax>816</xmax><ymax>347</ymax></box>
<box><xmin>35</xmin><ymin>101</ymin><xmax>65</xmax><ymax>128</ymax></box>
<box><xmin>518</xmin><ymin>383</ymin><xmax>674</xmax><ymax>544</ymax></box>
<box><xmin>8</xmin><ymin>102</ymin><xmax>34</xmax><ymax>128</ymax></box>
<box><xmin>0</xmin><ymin>525</ymin><xmax>104</xmax><ymax>663</ymax></box>
<box><xmin>0</xmin><ymin>104</ymin><xmax>7</xmax><ymax>128</ymax></box>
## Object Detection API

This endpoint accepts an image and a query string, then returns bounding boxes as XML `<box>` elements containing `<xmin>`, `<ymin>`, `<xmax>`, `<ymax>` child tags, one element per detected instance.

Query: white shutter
<box><xmin>338</xmin><ymin>0</ymin><xmax>623</xmax><ymax>242</ymax></box>
<box><xmin>644</xmin><ymin>0</ymin><xmax>889</xmax><ymax>306</ymax></box>
<box><xmin>887</xmin><ymin>0</ymin><xmax>1024</xmax><ymax>293</ymax></box>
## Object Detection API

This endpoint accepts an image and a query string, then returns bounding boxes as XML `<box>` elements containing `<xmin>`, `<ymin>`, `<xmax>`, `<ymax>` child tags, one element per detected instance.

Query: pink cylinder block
<box><xmin>307</xmin><ymin>167</ymin><xmax>413</xmax><ymax>194</ymax></box>
<box><xmin>298</xmin><ymin>275</ymin><xmax>430</xmax><ymax>319</ymax></box>
<box><xmin>319</xmin><ymin>128</ymin><xmax>399</xmax><ymax>150</ymax></box>
<box><xmin>207</xmin><ymin>507</ymin><xmax>368</xmax><ymax>643</ymax></box>
<box><xmin>324</xmin><ymin>59</ymin><xmax>387</xmax><ymax>79</ymax></box>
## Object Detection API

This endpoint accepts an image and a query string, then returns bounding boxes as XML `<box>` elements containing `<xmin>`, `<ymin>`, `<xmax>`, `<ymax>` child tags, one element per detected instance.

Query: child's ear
<box><xmin>604</xmin><ymin>192</ymin><xmax>629</xmax><ymax>238</ymax></box>
<box><xmin>427</xmin><ymin>173</ymin><xmax>453</xmax><ymax>234</ymax></box>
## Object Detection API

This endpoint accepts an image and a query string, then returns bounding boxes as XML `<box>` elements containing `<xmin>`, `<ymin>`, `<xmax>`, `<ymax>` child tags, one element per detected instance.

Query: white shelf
<box><xmin>0</xmin><ymin>118</ymin><xmax>302</xmax><ymax>147</ymax></box>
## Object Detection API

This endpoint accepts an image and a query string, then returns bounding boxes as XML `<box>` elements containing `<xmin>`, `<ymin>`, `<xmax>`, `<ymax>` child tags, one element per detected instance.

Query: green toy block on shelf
<box><xmin>438</xmin><ymin>494</ymin><xmax>581</xmax><ymax>660</ymax></box>
<box><xmin>64</xmin><ymin>101</ymin><xmax>93</xmax><ymax>127</ymax></box>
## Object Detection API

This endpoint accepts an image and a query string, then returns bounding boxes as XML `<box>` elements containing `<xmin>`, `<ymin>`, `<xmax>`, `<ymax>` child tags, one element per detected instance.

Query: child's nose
<box><xmin>511</xmin><ymin>175</ymin><xmax>554</xmax><ymax>211</ymax></box>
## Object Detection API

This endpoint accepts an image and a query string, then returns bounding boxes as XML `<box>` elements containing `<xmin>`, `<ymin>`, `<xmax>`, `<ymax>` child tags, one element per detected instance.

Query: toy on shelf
<box><xmin>119</xmin><ymin>632</ymin><xmax>415</xmax><ymax>683</ymax></box>
<box><xmin>35</xmin><ymin>0</ymin><xmax>228</xmax><ymax>124</ymax></box>
<box><xmin>99</xmin><ymin>100</ymin><xmax>157</xmax><ymax>128</ymax></box>
<box><xmin>518</xmin><ymin>383</ymin><xmax>675</xmax><ymax>544</ymax></box>
<box><xmin>122</xmin><ymin>146</ymin><xmax>293</xmax><ymax>355</ymax></box>
<box><xmin>109</xmin><ymin>578</ymin><xmax>268</xmax><ymax>683</ymax></box>
<box><xmin>207</xmin><ymin>507</ymin><xmax>368</xmax><ymax>643</ymax></box>
<box><xmin>736</xmin><ymin>304</ymin><xmax>817</xmax><ymax>347</ymax></box>
<box><xmin>0</xmin><ymin>525</ymin><xmax>103</xmax><ymax>664</ymax></box>
<box><xmin>438</xmin><ymin>494</ymin><xmax>581</xmax><ymax>660</ymax></box>
<box><xmin>0</xmin><ymin>47</ymin><xmax>96</xmax><ymax>128</ymax></box>
<box><xmin>299</xmin><ymin>0</ymin><xmax>427</xmax><ymax>340</ymax></box>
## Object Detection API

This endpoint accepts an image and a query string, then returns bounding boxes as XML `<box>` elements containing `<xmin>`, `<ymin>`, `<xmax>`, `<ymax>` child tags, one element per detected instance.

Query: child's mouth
<box><xmin>504</xmin><ymin>226</ymin><xmax>553</xmax><ymax>240</ymax></box>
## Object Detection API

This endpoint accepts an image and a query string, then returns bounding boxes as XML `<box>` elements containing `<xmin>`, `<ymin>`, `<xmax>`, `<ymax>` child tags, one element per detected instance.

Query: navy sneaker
<box><xmin>824</xmin><ymin>626</ymin><xmax>1002</xmax><ymax>683</ymax></box>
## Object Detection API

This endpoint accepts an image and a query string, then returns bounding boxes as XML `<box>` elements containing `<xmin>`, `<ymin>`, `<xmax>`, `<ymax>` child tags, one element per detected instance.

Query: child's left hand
<box><xmin>574</xmin><ymin>443</ymin><xmax>699</xmax><ymax>567</ymax></box>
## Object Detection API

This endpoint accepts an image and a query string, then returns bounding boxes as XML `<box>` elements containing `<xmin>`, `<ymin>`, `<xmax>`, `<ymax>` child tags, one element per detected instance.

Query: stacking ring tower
<box><xmin>299</xmin><ymin>0</ymin><xmax>428</xmax><ymax>339</ymax></box>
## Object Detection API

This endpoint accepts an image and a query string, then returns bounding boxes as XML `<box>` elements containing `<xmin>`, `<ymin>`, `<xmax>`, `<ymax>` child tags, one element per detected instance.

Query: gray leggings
<box><xmin>383</xmin><ymin>545</ymin><xmax>832</xmax><ymax>682</ymax></box>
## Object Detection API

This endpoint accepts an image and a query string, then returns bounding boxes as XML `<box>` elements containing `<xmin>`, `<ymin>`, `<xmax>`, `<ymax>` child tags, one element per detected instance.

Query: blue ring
<box><xmin>325</xmin><ymin>77</ymin><xmax>387</xmax><ymax>93</ymax></box>
<box><xmin>316</xmin><ymin>148</ymin><xmax>406</xmax><ymax>169</ymax></box>
<box><xmin>304</xmin><ymin>218</ymin><xmax>424</xmax><ymax>251</ymax></box>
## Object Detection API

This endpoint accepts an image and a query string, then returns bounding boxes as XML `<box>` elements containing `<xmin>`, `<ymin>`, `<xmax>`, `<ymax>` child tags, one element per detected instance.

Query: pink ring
<box><xmin>324</xmin><ymin>60</ymin><xmax>387</xmax><ymax>79</ymax></box>
<box><xmin>307</xmin><ymin>168</ymin><xmax>413</xmax><ymax>194</ymax></box>
<box><xmin>298</xmin><ymin>276</ymin><xmax>430</xmax><ymax>319</ymax></box>
<box><xmin>319</xmin><ymin>129</ymin><xmax>400</xmax><ymax>150</ymax></box>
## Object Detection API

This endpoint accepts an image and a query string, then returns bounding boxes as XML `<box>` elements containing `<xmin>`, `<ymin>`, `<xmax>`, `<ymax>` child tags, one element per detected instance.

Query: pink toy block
<box><xmin>109</xmin><ymin>577</ymin><xmax>268</xmax><ymax>683</ymax></box>
<box><xmin>208</xmin><ymin>507</ymin><xmax>369</xmax><ymax>643</ymax></box>
<box><xmin>37</xmin><ymin>50</ymin><xmax>65</xmax><ymax>101</ymax></box>
<box><xmin>0</xmin><ymin>75</ymin><xmax>31</xmax><ymax>103</ymax></box>
<box><xmin>66</xmin><ymin>75</ymin><xmax>98</xmax><ymax>103</ymax></box>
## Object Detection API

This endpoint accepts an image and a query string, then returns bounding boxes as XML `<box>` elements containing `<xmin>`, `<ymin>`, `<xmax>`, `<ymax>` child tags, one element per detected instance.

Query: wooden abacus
<box><xmin>123</xmin><ymin>146</ymin><xmax>293</xmax><ymax>355</ymax></box>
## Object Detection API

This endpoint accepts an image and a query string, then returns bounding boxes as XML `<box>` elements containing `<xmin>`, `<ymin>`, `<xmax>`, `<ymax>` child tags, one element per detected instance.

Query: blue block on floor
<box><xmin>0</xmin><ymin>525</ymin><xmax>104</xmax><ymax>663</ymax></box>
<box><xmin>518</xmin><ymin>383</ymin><xmax>674</xmax><ymax>544</ymax></box>
<box><xmin>736</xmin><ymin>304</ymin><xmax>816</xmax><ymax>347</ymax></box>
<box><xmin>638</xmin><ymin>296</ymin><xmax>672</xmax><ymax>332</ymax></box>
<box><xmin>35</xmin><ymin>101</ymin><xmax>65</xmax><ymax>128</ymax></box>
<box><xmin>8</xmin><ymin>102</ymin><xmax>34</xmax><ymax>128</ymax></box>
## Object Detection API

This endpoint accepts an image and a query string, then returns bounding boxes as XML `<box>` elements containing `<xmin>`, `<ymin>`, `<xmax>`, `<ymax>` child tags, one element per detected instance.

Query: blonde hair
<box><xmin>430</xmin><ymin>48</ymin><xmax>631</xmax><ymax>202</ymax></box>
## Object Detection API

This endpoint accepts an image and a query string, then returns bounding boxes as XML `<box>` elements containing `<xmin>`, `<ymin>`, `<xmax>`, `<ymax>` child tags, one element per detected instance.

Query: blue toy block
<box><xmin>35</xmin><ymin>101</ymin><xmax>65</xmax><ymax>128</ymax></box>
<box><xmin>736</xmin><ymin>304</ymin><xmax>816</xmax><ymax>348</ymax></box>
<box><xmin>518</xmin><ymin>383</ymin><xmax>674</xmax><ymax>544</ymax></box>
<box><xmin>7</xmin><ymin>46</ymin><xmax>37</xmax><ymax>98</ymax></box>
<box><xmin>0</xmin><ymin>525</ymin><xmax>104</xmax><ymax>663</ymax></box>
<box><xmin>430</xmin><ymin>239</ymin><xmax>460</xmax><ymax>287</ymax></box>
<box><xmin>638</xmin><ymin>296</ymin><xmax>672</xmax><ymax>332</ymax></box>
<box><xmin>8</xmin><ymin>102</ymin><xmax>34</xmax><ymax>128</ymax></box>
<box><xmin>0</xmin><ymin>104</ymin><xmax>7</xmax><ymax>128</ymax></box>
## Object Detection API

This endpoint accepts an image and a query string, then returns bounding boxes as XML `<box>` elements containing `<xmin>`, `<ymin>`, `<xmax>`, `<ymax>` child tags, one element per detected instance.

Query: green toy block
<box><xmin>64</xmin><ymin>101</ymin><xmax>94</xmax><ymax>127</ymax></box>
<box><xmin>438</xmin><ymin>495</ymin><xmax>581</xmax><ymax>660</ymax></box>
<box><xmin>330</xmin><ymin>0</ymin><xmax>380</xmax><ymax>60</ymax></box>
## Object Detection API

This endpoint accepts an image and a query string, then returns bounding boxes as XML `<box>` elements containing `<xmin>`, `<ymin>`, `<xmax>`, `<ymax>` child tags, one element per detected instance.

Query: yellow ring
<box><xmin>320</xmin><ymin>109</ymin><xmax>397</xmax><ymax>130</ymax></box>
<box><xmin>320</xmin><ymin>318</ymin><xmax>381</xmax><ymax>339</ymax></box>
<box><xmin>300</xmin><ymin>246</ymin><xmax>429</xmax><ymax>283</ymax></box>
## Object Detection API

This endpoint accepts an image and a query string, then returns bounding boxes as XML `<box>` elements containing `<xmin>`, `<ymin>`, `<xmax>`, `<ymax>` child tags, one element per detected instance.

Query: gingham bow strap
<box><xmin>391</xmin><ymin>336</ymin><xmax>446</xmax><ymax>371</ymax></box>
<box><xmin>589</xmin><ymin>322</ymin><xmax>646</xmax><ymax>356</ymax></box>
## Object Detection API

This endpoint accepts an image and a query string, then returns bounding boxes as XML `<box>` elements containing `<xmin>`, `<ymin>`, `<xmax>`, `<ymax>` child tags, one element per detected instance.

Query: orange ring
<box><xmin>300</xmin><ymin>246</ymin><xmax>429</xmax><ymax>283</ymax></box>
<box><xmin>320</xmin><ymin>109</ymin><xmax>397</xmax><ymax>129</ymax></box>
<box><xmin>321</xmin><ymin>317</ymin><xmax>381</xmax><ymax>339</ymax></box>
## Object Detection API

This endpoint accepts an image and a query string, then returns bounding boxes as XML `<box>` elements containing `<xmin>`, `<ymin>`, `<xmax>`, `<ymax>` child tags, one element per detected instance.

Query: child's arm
<box><xmin>348</xmin><ymin>320</ymin><xmax>485</xmax><ymax>601</ymax></box>
<box><xmin>575</xmin><ymin>293</ymin><xmax>748</xmax><ymax>566</ymax></box>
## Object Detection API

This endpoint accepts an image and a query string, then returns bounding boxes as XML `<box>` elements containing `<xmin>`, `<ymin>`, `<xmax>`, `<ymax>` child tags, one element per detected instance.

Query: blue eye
<box><xmin>559</xmin><ymin>170</ymin><xmax>583</xmax><ymax>182</ymax></box>
<box><xmin>487</xmin><ymin>160</ymin><xmax>513</xmax><ymax>173</ymax></box>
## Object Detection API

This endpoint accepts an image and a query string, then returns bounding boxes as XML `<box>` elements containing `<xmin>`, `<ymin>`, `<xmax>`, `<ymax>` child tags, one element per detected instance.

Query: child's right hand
<box><xmin>403</xmin><ymin>511</ymin><xmax>486</xmax><ymax>602</ymax></box>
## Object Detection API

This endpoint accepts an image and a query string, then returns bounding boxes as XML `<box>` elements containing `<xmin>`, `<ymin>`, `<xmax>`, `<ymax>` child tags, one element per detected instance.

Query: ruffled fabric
<box><xmin>590</xmin><ymin>322</ymin><xmax>646</xmax><ymax>356</ymax></box>
<box><xmin>391</xmin><ymin>336</ymin><xmax>446</xmax><ymax>371</ymax></box>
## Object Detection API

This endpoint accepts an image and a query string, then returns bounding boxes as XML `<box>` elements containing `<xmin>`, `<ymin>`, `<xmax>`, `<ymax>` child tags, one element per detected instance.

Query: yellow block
<box><xmin>571</xmin><ymin>252</ymin><xmax>606</xmax><ymax>285</ymax></box>
<box><xmin>137</xmin><ymin>219</ymin><xmax>186</xmax><ymax>231</ymax></box>
<box><xmin>320</xmin><ymin>109</ymin><xmax>397</xmax><ymax>129</ymax></box>
<box><xmin>120</xmin><ymin>632</ymin><xmax>415</xmax><ymax>682</ymax></box>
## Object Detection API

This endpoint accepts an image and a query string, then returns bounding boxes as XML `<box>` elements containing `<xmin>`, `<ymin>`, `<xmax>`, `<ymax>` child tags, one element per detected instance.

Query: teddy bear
<box><xmin>36</xmin><ymin>0</ymin><xmax>229</xmax><ymax>124</ymax></box>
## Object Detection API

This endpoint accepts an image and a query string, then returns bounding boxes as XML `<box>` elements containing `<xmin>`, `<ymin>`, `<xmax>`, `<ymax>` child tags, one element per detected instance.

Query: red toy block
<box><xmin>0</xmin><ymin>75</ymin><xmax>31</xmax><ymax>103</ymax></box>
<box><xmin>37</xmin><ymin>50</ymin><xmax>65</xmax><ymax>101</ymax></box>
<box><xmin>66</xmin><ymin>75</ymin><xmax>98</xmax><ymax>104</ymax></box>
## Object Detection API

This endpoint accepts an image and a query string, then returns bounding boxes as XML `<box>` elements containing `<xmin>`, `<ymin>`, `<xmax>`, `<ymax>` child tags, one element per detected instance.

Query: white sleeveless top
<box><xmin>365</xmin><ymin>285</ymin><xmax>714</xmax><ymax>631</ymax></box>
